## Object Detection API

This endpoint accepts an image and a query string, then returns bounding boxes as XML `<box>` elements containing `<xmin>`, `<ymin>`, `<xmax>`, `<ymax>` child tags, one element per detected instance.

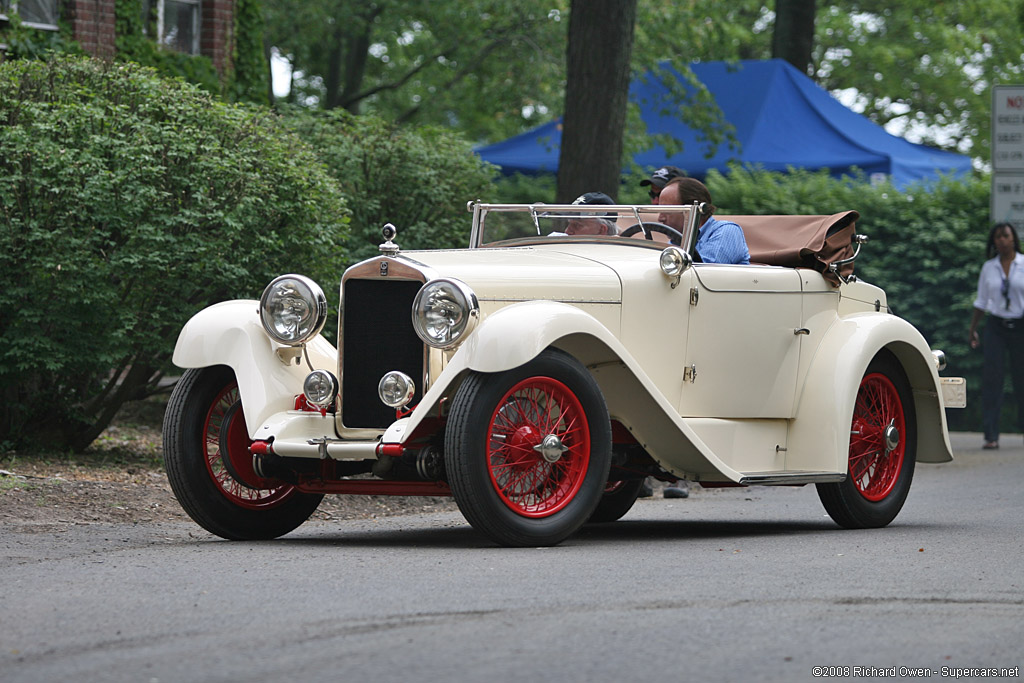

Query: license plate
<box><xmin>940</xmin><ymin>377</ymin><xmax>966</xmax><ymax>408</ymax></box>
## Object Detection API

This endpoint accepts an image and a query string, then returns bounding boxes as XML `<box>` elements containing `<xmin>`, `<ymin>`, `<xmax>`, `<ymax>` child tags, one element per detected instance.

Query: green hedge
<box><xmin>280</xmin><ymin>108</ymin><xmax>497</xmax><ymax>264</ymax></box>
<box><xmin>707</xmin><ymin>166</ymin><xmax>989</xmax><ymax>431</ymax></box>
<box><xmin>0</xmin><ymin>56</ymin><xmax>349</xmax><ymax>452</ymax></box>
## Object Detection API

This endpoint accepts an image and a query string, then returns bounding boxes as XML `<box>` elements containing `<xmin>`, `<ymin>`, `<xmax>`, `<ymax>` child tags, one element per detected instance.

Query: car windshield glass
<box><xmin>471</xmin><ymin>203</ymin><xmax>696</xmax><ymax>248</ymax></box>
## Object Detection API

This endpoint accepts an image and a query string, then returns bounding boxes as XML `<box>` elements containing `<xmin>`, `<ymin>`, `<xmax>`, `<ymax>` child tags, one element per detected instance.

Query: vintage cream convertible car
<box><xmin>163</xmin><ymin>201</ymin><xmax>965</xmax><ymax>546</ymax></box>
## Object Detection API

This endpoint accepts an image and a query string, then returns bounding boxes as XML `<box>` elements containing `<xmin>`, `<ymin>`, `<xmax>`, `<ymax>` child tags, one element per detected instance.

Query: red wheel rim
<box><xmin>203</xmin><ymin>382</ymin><xmax>295</xmax><ymax>509</ymax></box>
<box><xmin>848</xmin><ymin>372</ymin><xmax>906</xmax><ymax>501</ymax></box>
<box><xmin>485</xmin><ymin>376</ymin><xmax>591</xmax><ymax>518</ymax></box>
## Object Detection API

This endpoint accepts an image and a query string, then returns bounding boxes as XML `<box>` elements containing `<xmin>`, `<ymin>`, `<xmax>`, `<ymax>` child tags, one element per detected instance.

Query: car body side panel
<box><xmin>391</xmin><ymin>300</ymin><xmax>748</xmax><ymax>482</ymax></box>
<box><xmin>680</xmin><ymin>265</ymin><xmax>804</xmax><ymax>418</ymax></box>
<box><xmin>171</xmin><ymin>300</ymin><xmax>338</xmax><ymax>436</ymax></box>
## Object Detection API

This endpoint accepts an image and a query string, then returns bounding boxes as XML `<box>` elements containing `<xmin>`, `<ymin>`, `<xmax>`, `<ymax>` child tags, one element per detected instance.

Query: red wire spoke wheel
<box><xmin>445</xmin><ymin>349</ymin><xmax>612</xmax><ymax>547</ymax></box>
<box><xmin>485</xmin><ymin>377</ymin><xmax>590</xmax><ymax>518</ymax></box>
<box><xmin>817</xmin><ymin>352</ymin><xmax>917</xmax><ymax>529</ymax></box>
<box><xmin>163</xmin><ymin>366</ymin><xmax>323</xmax><ymax>540</ymax></box>
<box><xmin>202</xmin><ymin>381</ymin><xmax>295</xmax><ymax>510</ymax></box>
<box><xmin>848</xmin><ymin>373</ymin><xmax>906</xmax><ymax>502</ymax></box>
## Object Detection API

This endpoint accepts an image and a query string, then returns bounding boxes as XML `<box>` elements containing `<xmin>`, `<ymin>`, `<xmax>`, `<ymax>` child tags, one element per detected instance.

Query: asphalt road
<box><xmin>3</xmin><ymin>432</ymin><xmax>1022</xmax><ymax>683</ymax></box>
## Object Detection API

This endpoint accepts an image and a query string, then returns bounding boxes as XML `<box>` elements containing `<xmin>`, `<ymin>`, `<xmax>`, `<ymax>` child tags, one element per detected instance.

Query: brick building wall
<box><xmin>66</xmin><ymin>0</ymin><xmax>116</xmax><ymax>59</ymax></box>
<box><xmin>200</xmin><ymin>0</ymin><xmax>233</xmax><ymax>76</ymax></box>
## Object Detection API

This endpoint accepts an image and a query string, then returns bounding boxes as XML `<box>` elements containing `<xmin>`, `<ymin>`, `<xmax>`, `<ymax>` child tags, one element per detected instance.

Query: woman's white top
<box><xmin>974</xmin><ymin>252</ymin><xmax>1024</xmax><ymax>318</ymax></box>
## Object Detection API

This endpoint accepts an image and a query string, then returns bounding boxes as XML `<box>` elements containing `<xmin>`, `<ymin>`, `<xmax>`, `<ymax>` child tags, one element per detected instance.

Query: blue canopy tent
<box><xmin>475</xmin><ymin>59</ymin><xmax>972</xmax><ymax>189</ymax></box>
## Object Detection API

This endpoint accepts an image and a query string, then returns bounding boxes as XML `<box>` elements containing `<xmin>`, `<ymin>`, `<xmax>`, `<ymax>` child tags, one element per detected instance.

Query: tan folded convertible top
<box><xmin>718</xmin><ymin>210</ymin><xmax>859</xmax><ymax>286</ymax></box>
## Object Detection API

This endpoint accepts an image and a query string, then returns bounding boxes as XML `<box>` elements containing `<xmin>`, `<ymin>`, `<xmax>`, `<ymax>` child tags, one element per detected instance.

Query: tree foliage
<box><xmin>230</xmin><ymin>0</ymin><xmax>271</xmax><ymax>104</ymax></box>
<box><xmin>264</xmin><ymin>0</ymin><xmax>1019</xmax><ymax>167</ymax></box>
<box><xmin>810</xmin><ymin>1</ymin><xmax>1024</xmax><ymax>160</ymax></box>
<box><xmin>280</xmin><ymin>107</ymin><xmax>496</xmax><ymax>265</ymax></box>
<box><xmin>0</xmin><ymin>56</ymin><xmax>349</xmax><ymax>452</ymax></box>
<box><xmin>263</xmin><ymin>0</ymin><xmax>571</xmax><ymax>142</ymax></box>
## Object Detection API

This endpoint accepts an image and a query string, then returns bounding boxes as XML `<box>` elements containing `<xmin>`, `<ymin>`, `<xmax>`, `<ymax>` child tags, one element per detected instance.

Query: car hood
<box><xmin>399</xmin><ymin>246</ymin><xmax>622</xmax><ymax>304</ymax></box>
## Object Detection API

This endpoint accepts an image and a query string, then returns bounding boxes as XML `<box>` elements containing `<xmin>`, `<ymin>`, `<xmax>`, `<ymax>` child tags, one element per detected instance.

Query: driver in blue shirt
<box><xmin>657</xmin><ymin>177</ymin><xmax>749</xmax><ymax>265</ymax></box>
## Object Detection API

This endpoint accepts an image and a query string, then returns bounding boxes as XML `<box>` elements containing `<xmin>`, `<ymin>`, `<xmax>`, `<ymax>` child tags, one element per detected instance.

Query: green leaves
<box><xmin>0</xmin><ymin>56</ymin><xmax>349</xmax><ymax>451</ymax></box>
<box><xmin>280</xmin><ymin>107</ymin><xmax>495</xmax><ymax>265</ymax></box>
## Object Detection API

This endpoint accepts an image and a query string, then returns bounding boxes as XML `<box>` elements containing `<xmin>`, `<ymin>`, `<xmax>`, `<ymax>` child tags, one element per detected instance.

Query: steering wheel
<box><xmin>619</xmin><ymin>221</ymin><xmax>685</xmax><ymax>246</ymax></box>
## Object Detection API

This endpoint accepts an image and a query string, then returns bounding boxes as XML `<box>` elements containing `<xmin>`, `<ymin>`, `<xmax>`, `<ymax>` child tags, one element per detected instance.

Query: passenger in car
<box><xmin>565</xmin><ymin>191</ymin><xmax>619</xmax><ymax>236</ymax></box>
<box><xmin>657</xmin><ymin>178</ymin><xmax>749</xmax><ymax>265</ymax></box>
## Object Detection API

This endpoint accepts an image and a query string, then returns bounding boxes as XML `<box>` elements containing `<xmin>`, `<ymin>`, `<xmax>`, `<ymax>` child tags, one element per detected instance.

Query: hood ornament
<box><xmin>379</xmin><ymin>223</ymin><xmax>400</xmax><ymax>256</ymax></box>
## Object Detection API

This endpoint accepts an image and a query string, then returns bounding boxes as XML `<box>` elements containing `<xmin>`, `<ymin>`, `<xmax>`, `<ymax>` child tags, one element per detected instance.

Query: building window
<box><xmin>0</xmin><ymin>0</ymin><xmax>59</xmax><ymax>30</ymax></box>
<box><xmin>142</xmin><ymin>0</ymin><xmax>200</xmax><ymax>55</ymax></box>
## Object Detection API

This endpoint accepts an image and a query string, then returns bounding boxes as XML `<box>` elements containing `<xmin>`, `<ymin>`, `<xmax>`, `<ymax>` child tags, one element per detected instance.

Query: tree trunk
<box><xmin>556</xmin><ymin>0</ymin><xmax>638</xmax><ymax>203</ymax></box>
<box><xmin>772</xmin><ymin>0</ymin><xmax>816</xmax><ymax>75</ymax></box>
<box><xmin>324</xmin><ymin>25</ymin><xmax>345</xmax><ymax>109</ymax></box>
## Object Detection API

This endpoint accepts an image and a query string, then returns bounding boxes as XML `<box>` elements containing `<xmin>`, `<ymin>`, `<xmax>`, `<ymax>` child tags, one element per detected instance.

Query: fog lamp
<box><xmin>378</xmin><ymin>371</ymin><xmax>416</xmax><ymax>408</ymax></box>
<box><xmin>303</xmin><ymin>370</ymin><xmax>339</xmax><ymax>408</ymax></box>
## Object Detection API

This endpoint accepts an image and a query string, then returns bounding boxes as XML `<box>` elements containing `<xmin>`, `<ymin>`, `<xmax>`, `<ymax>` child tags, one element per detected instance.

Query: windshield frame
<box><xmin>467</xmin><ymin>201</ymin><xmax>701</xmax><ymax>252</ymax></box>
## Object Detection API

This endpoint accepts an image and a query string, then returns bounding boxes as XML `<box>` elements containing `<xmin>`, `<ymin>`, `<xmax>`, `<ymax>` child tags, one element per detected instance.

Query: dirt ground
<box><xmin>0</xmin><ymin>397</ymin><xmax>457</xmax><ymax>535</ymax></box>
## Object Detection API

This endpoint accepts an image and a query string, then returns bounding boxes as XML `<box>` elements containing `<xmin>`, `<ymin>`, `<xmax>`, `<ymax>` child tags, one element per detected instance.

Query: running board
<box><xmin>738</xmin><ymin>472</ymin><xmax>846</xmax><ymax>486</ymax></box>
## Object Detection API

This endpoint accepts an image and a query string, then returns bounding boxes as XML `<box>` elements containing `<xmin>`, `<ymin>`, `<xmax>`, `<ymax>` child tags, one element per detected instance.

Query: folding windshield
<box><xmin>468</xmin><ymin>202</ymin><xmax>699</xmax><ymax>251</ymax></box>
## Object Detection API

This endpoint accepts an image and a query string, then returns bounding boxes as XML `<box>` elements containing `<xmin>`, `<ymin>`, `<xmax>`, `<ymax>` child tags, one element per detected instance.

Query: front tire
<box><xmin>163</xmin><ymin>366</ymin><xmax>323</xmax><ymax>540</ymax></box>
<box><xmin>444</xmin><ymin>349</ymin><xmax>612</xmax><ymax>546</ymax></box>
<box><xmin>817</xmin><ymin>352</ymin><xmax>916</xmax><ymax>529</ymax></box>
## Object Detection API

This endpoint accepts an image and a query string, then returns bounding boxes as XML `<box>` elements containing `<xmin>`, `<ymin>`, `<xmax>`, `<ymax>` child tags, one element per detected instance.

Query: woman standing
<box><xmin>968</xmin><ymin>222</ymin><xmax>1024</xmax><ymax>449</ymax></box>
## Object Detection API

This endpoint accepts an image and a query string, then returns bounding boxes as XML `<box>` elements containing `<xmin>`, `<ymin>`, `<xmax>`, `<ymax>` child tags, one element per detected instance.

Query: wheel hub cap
<box><xmin>533</xmin><ymin>434</ymin><xmax>569</xmax><ymax>463</ymax></box>
<box><xmin>884</xmin><ymin>419</ymin><xmax>900</xmax><ymax>453</ymax></box>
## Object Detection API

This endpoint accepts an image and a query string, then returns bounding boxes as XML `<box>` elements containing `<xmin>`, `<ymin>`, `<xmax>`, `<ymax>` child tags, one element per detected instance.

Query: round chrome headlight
<box><xmin>378</xmin><ymin>371</ymin><xmax>416</xmax><ymax>408</ymax></box>
<box><xmin>303</xmin><ymin>370</ymin><xmax>339</xmax><ymax>408</ymax></box>
<box><xmin>411</xmin><ymin>278</ymin><xmax>480</xmax><ymax>349</ymax></box>
<box><xmin>259</xmin><ymin>274</ymin><xmax>327</xmax><ymax>345</ymax></box>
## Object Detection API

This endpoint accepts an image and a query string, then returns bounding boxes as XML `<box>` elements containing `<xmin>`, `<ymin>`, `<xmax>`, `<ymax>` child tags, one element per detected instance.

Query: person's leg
<box><xmin>1005</xmin><ymin>326</ymin><xmax>1024</xmax><ymax>437</ymax></box>
<box><xmin>664</xmin><ymin>480</ymin><xmax>689</xmax><ymax>498</ymax></box>
<box><xmin>981</xmin><ymin>319</ymin><xmax>1007</xmax><ymax>445</ymax></box>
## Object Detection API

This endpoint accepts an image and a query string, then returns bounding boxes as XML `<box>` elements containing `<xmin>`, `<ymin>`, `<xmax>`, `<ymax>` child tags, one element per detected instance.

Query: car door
<box><xmin>678</xmin><ymin>264</ymin><xmax>804</xmax><ymax>418</ymax></box>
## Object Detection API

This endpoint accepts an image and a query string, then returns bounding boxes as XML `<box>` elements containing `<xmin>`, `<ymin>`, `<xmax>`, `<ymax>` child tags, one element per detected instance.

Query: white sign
<box><xmin>993</xmin><ymin>86</ymin><xmax>1024</xmax><ymax>171</ymax></box>
<box><xmin>992</xmin><ymin>174</ymin><xmax>1024</xmax><ymax>230</ymax></box>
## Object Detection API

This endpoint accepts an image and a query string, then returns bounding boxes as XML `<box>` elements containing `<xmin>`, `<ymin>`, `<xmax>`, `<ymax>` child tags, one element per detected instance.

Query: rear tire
<box><xmin>444</xmin><ymin>349</ymin><xmax>612</xmax><ymax>546</ymax></box>
<box><xmin>162</xmin><ymin>366</ymin><xmax>323</xmax><ymax>540</ymax></box>
<box><xmin>817</xmin><ymin>352</ymin><xmax>916</xmax><ymax>529</ymax></box>
<box><xmin>587</xmin><ymin>479</ymin><xmax>646</xmax><ymax>523</ymax></box>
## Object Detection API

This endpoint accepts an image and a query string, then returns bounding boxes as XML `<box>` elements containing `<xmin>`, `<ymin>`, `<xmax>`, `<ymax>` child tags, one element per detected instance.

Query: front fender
<box><xmin>172</xmin><ymin>300</ymin><xmax>338</xmax><ymax>436</ymax></box>
<box><xmin>787</xmin><ymin>313</ymin><xmax>953</xmax><ymax>473</ymax></box>
<box><xmin>460</xmin><ymin>300</ymin><xmax>623</xmax><ymax>373</ymax></box>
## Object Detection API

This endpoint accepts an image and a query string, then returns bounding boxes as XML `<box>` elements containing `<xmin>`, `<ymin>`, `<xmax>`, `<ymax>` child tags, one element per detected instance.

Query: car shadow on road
<box><xmin>244</xmin><ymin>515</ymin><xmax>940</xmax><ymax>549</ymax></box>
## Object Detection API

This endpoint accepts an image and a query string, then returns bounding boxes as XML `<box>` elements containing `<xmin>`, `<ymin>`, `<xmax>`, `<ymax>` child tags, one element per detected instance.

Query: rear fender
<box><xmin>787</xmin><ymin>313</ymin><xmax>953</xmax><ymax>472</ymax></box>
<box><xmin>171</xmin><ymin>300</ymin><xmax>338</xmax><ymax>434</ymax></box>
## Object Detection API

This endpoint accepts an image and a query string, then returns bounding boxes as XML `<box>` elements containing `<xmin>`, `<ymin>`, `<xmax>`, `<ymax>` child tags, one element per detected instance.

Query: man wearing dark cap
<box><xmin>565</xmin><ymin>191</ymin><xmax>618</xmax><ymax>236</ymax></box>
<box><xmin>640</xmin><ymin>166</ymin><xmax>685</xmax><ymax>204</ymax></box>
